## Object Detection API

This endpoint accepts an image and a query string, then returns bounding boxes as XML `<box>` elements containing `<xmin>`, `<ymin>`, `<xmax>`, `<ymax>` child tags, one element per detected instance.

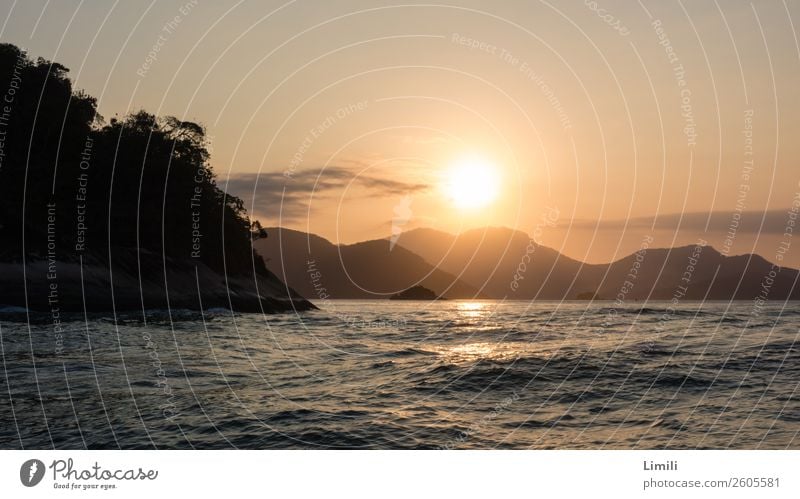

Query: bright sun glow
<box><xmin>443</xmin><ymin>156</ymin><xmax>500</xmax><ymax>209</ymax></box>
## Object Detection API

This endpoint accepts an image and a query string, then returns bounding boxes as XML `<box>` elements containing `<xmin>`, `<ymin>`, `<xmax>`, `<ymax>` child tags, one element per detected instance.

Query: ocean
<box><xmin>0</xmin><ymin>300</ymin><xmax>797</xmax><ymax>449</ymax></box>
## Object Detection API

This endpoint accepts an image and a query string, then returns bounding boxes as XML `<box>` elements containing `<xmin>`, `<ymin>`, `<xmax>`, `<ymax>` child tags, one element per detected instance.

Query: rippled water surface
<box><xmin>1</xmin><ymin>300</ymin><xmax>798</xmax><ymax>449</ymax></box>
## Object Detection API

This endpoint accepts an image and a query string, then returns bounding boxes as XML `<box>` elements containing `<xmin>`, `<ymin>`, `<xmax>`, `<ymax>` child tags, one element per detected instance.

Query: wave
<box><xmin>0</xmin><ymin>305</ymin><xmax>28</xmax><ymax>313</ymax></box>
<box><xmin>651</xmin><ymin>374</ymin><xmax>714</xmax><ymax>389</ymax></box>
<box><xmin>385</xmin><ymin>347</ymin><xmax>438</xmax><ymax>358</ymax></box>
<box><xmin>596</xmin><ymin>306</ymin><xmax>705</xmax><ymax>317</ymax></box>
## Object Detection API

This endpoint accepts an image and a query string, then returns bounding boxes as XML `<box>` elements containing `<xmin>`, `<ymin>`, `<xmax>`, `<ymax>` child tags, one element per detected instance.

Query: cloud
<box><xmin>561</xmin><ymin>209</ymin><xmax>798</xmax><ymax>234</ymax></box>
<box><xmin>222</xmin><ymin>166</ymin><xmax>429</xmax><ymax>222</ymax></box>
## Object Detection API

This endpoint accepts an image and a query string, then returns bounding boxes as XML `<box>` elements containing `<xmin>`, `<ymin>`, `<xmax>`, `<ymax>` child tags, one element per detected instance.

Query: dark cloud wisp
<box><xmin>223</xmin><ymin>166</ymin><xmax>429</xmax><ymax>222</ymax></box>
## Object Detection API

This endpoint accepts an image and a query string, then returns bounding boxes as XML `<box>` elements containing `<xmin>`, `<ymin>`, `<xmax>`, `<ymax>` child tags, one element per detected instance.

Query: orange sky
<box><xmin>3</xmin><ymin>0</ymin><xmax>800</xmax><ymax>266</ymax></box>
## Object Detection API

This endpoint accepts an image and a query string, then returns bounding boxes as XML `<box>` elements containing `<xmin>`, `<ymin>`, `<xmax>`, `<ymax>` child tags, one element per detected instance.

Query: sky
<box><xmin>2</xmin><ymin>0</ymin><xmax>800</xmax><ymax>267</ymax></box>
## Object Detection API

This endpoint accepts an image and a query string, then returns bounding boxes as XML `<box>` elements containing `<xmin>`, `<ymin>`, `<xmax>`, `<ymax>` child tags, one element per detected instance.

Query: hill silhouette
<box><xmin>390</xmin><ymin>285</ymin><xmax>441</xmax><ymax>300</ymax></box>
<box><xmin>253</xmin><ymin>228</ymin><xmax>480</xmax><ymax>299</ymax></box>
<box><xmin>0</xmin><ymin>43</ymin><xmax>310</xmax><ymax>312</ymax></box>
<box><xmin>256</xmin><ymin>226</ymin><xmax>799</xmax><ymax>302</ymax></box>
<box><xmin>396</xmin><ymin>227</ymin><xmax>800</xmax><ymax>301</ymax></box>
<box><xmin>393</xmin><ymin>226</ymin><xmax>592</xmax><ymax>298</ymax></box>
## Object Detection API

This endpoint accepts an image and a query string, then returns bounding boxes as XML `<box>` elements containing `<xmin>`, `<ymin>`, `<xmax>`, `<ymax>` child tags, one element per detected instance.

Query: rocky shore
<box><xmin>0</xmin><ymin>250</ymin><xmax>314</xmax><ymax>314</ymax></box>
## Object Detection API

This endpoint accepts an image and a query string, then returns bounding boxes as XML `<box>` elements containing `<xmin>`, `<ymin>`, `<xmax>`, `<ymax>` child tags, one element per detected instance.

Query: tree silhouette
<box><xmin>0</xmin><ymin>43</ymin><xmax>266</xmax><ymax>277</ymax></box>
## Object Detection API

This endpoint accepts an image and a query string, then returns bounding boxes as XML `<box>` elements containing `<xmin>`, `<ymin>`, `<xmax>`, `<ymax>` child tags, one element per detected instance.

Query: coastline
<box><xmin>0</xmin><ymin>251</ymin><xmax>315</xmax><ymax>314</ymax></box>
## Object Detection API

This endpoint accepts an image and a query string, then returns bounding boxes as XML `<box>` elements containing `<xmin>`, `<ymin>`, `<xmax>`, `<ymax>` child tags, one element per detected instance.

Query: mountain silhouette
<box><xmin>259</xmin><ymin>226</ymin><xmax>799</xmax><ymax>301</ymax></box>
<box><xmin>394</xmin><ymin>226</ymin><xmax>592</xmax><ymax>298</ymax></box>
<box><xmin>396</xmin><ymin>227</ymin><xmax>800</xmax><ymax>300</ymax></box>
<box><xmin>253</xmin><ymin>228</ymin><xmax>480</xmax><ymax>299</ymax></box>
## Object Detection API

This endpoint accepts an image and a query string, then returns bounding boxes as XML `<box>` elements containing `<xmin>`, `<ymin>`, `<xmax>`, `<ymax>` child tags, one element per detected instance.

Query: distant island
<box><xmin>390</xmin><ymin>285</ymin><xmax>442</xmax><ymax>300</ymax></box>
<box><xmin>256</xmin><ymin>227</ymin><xmax>800</xmax><ymax>302</ymax></box>
<box><xmin>0</xmin><ymin>43</ymin><xmax>312</xmax><ymax>313</ymax></box>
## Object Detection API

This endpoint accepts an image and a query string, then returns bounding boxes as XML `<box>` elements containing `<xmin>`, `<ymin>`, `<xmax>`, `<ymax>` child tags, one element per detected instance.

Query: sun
<box><xmin>443</xmin><ymin>155</ymin><xmax>501</xmax><ymax>209</ymax></box>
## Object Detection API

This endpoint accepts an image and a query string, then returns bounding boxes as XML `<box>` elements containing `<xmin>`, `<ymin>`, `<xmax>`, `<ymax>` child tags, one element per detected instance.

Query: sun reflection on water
<box><xmin>428</xmin><ymin>341</ymin><xmax>551</xmax><ymax>365</ymax></box>
<box><xmin>454</xmin><ymin>300</ymin><xmax>493</xmax><ymax>319</ymax></box>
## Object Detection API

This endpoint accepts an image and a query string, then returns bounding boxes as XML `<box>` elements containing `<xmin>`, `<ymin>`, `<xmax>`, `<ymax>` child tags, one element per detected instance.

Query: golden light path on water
<box><xmin>427</xmin><ymin>301</ymin><xmax>538</xmax><ymax>364</ymax></box>
<box><xmin>427</xmin><ymin>300</ymin><xmax>630</xmax><ymax>366</ymax></box>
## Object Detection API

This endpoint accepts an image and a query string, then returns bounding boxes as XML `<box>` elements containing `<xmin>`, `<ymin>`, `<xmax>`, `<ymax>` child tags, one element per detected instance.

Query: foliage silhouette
<box><xmin>0</xmin><ymin>43</ymin><xmax>266</xmax><ymax>277</ymax></box>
